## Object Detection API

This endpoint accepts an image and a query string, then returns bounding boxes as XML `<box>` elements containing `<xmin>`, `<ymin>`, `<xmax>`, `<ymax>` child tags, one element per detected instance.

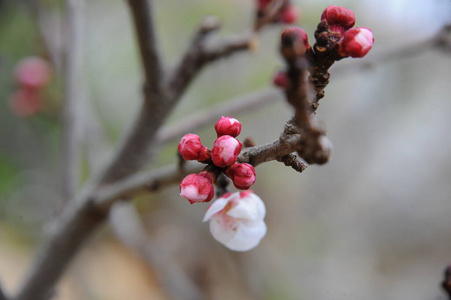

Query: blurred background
<box><xmin>1</xmin><ymin>0</ymin><xmax>451</xmax><ymax>299</ymax></box>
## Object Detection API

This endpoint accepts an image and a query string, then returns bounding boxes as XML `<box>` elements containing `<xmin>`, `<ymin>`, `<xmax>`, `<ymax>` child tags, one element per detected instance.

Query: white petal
<box><xmin>202</xmin><ymin>194</ymin><xmax>233</xmax><ymax>222</ymax></box>
<box><xmin>224</xmin><ymin>220</ymin><xmax>267</xmax><ymax>252</ymax></box>
<box><xmin>227</xmin><ymin>200</ymin><xmax>258</xmax><ymax>220</ymax></box>
<box><xmin>208</xmin><ymin>213</ymin><xmax>239</xmax><ymax>244</ymax></box>
<box><xmin>241</xmin><ymin>193</ymin><xmax>266</xmax><ymax>220</ymax></box>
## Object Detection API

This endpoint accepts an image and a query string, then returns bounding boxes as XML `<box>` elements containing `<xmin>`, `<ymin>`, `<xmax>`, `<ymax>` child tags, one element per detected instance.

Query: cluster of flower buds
<box><xmin>203</xmin><ymin>191</ymin><xmax>267</xmax><ymax>251</ymax></box>
<box><xmin>10</xmin><ymin>57</ymin><xmax>52</xmax><ymax>117</ymax></box>
<box><xmin>179</xmin><ymin>116</ymin><xmax>257</xmax><ymax>204</ymax></box>
<box><xmin>273</xmin><ymin>6</ymin><xmax>374</xmax><ymax>88</ymax></box>
<box><xmin>321</xmin><ymin>5</ymin><xmax>374</xmax><ymax>58</ymax></box>
<box><xmin>256</xmin><ymin>0</ymin><xmax>299</xmax><ymax>25</ymax></box>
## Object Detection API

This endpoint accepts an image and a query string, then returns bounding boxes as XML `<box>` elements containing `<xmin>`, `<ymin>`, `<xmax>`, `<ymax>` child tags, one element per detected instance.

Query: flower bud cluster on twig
<box><xmin>179</xmin><ymin>116</ymin><xmax>257</xmax><ymax>204</ymax></box>
<box><xmin>179</xmin><ymin>117</ymin><xmax>266</xmax><ymax>252</ymax></box>
<box><xmin>273</xmin><ymin>6</ymin><xmax>373</xmax><ymax>164</ymax></box>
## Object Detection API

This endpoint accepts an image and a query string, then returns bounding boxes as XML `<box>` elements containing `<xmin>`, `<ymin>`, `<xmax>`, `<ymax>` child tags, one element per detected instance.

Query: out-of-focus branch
<box><xmin>100</xmin><ymin>0</ymin><xmax>166</xmax><ymax>183</ymax></box>
<box><xmin>94</xmin><ymin>163</ymin><xmax>201</xmax><ymax>211</ymax></box>
<box><xmin>14</xmin><ymin>5</ymin><xmax>278</xmax><ymax>300</ymax></box>
<box><xmin>156</xmin><ymin>88</ymin><xmax>282</xmax><ymax>145</ymax></box>
<box><xmin>62</xmin><ymin>0</ymin><xmax>84</xmax><ymax>201</ymax></box>
<box><xmin>32</xmin><ymin>1</ymin><xmax>63</xmax><ymax>72</ymax></box>
<box><xmin>165</xmin><ymin>17</ymin><xmax>253</xmax><ymax>101</ymax></box>
<box><xmin>442</xmin><ymin>265</ymin><xmax>451</xmax><ymax>300</ymax></box>
<box><xmin>253</xmin><ymin>0</ymin><xmax>288</xmax><ymax>31</ymax></box>
<box><xmin>0</xmin><ymin>281</ymin><xmax>8</xmax><ymax>300</ymax></box>
<box><xmin>109</xmin><ymin>203</ymin><xmax>204</xmax><ymax>300</ymax></box>
<box><xmin>127</xmin><ymin>0</ymin><xmax>162</xmax><ymax>92</ymax></box>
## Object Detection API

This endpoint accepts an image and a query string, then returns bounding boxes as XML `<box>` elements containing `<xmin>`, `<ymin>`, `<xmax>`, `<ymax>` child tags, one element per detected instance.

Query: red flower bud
<box><xmin>9</xmin><ymin>89</ymin><xmax>43</xmax><ymax>117</ymax></box>
<box><xmin>215</xmin><ymin>116</ymin><xmax>242</xmax><ymax>138</ymax></box>
<box><xmin>180</xmin><ymin>172</ymin><xmax>215</xmax><ymax>204</ymax></box>
<box><xmin>226</xmin><ymin>163</ymin><xmax>256</xmax><ymax>190</ymax></box>
<box><xmin>281</xmin><ymin>27</ymin><xmax>310</xmax><ymax>58</ymax></box>
<box><xmin>14</xmin><ymin>57</ymin><xmax>52</xmax><ymax>90</ymax></box>
<box><xmin>339</xmin><ymin>27</ymin><xmax>374</xmax><ymax>58</ymax></box>
<box><xmin>211</xmin><ymin>135</ymin><xmax>242</xmax><ymax>168</ymax></box>
<box><xmin>272</xmin><ymin>71</ymin><xmax>289</xmax><ymax>89</ymax></box>
<box><xmin>280</xmin><ymin>5</ymin><xmax>300</xmax><ymax>24</ymax></box>
<box><xmin>321</xmin><ymin>6</ymin><xmax>355</xmax><ymax>34</ymax></box>
<box><xmin>178</xmin><ymin>134</ymin><xmax>211</xmax><ymax>161</ymax></box>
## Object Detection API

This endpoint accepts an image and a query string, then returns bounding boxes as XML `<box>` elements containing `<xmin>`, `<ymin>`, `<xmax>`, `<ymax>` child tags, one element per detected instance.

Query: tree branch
<box><xmin>156</xmin><ymin>88</ymin><xmax>282</xmax><ymax>145</ymax></box>
<box><xmin>62</xmin><ymin>0</ymin><xmax>84</xmax><ymax>201</ymax></box>
<box><xmin>0</xmin><ymin>281</ymin><xmax>8</xmax><ymax>300</ymax></box>
<box><xmin>165</xmin><ymin>18</ymin><xmax>253</xmax><ymax>101</ymax></box>
<box><xmin>127</xmin><ymin>0</ymin><xmax>162</xmax><ymax>92</ymax></box>
<box><xmin>94</xmin><ymin>163</ymin><xmax>201</xmax><ymax>211</ymax></box>
<box><xmin>14</xmin><ymin>6</ymin><xmax>293</xmax><ymax>300</ymax></box>
<box><xmin>238</xmin><ymin>133</ymin><xmax>302</xmax><ymax>166</ymax></box>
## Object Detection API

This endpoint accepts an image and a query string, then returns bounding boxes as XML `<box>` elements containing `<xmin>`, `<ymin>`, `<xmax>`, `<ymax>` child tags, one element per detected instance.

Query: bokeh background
<box><xmin>1</xmin><ymin>0</ymin><xmax>451</xmax><ymax>299</ymax></box>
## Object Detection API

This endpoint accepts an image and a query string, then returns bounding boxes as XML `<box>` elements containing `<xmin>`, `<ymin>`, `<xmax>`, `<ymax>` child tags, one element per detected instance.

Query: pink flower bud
<box><xmin>180</xmin><ymin>172</ymin><xmax>215</xmax><ymax>204</ymax></box>
<box><xmin>281</xmin><ymin>27</ymin><xmax>310</xmax><ymax>58</ymax></box>
<box><xmin>203</xmin><ymin>191</ymin><xmax>266</xmax><ymax>251</ymax></box>
<box><xmin>14</xmin><ymin>57</ymin><xmax>52</xmax><ymax>90</ymax></box>
<box><xmin>321</xmin><ymin>6</ymin><xmax>355</xmax><ymax>34</ymax></box>
<box><xmin>339</xmin><ymin>27</ymin><xmax>374</xmax><ymax>58</ymax></box>
<box><xmin>9</xmin><ymin>89</ymin><xmax>43</xmax><ymax>117</ymax></box>
<box><xmin>226</xmin><ymin>163</ymin><xmax>256</xmax><ymax>190</ymax></box>
<box><xmin>214</xmin><ymin>116</ymin><xmax>242</xmax><ymax>138</ymax></box>
<box><xmin>272</xmin><ymin>70</ymin><xmax>289</xmax><ymax>89</ymax></box>
<box><xmin>280</xmin><ymin>5</ymin><xmax>300</xmax><ymax>24</ymax></box>
<box><xmin>178</xmin><ymin>134</ymin><xmax>211</xmax><ymax>161</ymax></box>
<box><xmin>281</xmin><ymin>26</ymin><xmax>309</xmax><ymax>48</ymax></box>
<box><xmin>211</xmin><ymin>135</ymin><xmax>242</xmax><ymax>168</ymax></box>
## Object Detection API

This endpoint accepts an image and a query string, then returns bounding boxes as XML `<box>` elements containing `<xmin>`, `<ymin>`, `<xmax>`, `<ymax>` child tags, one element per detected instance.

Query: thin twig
<box><xmin>238</xmin><ymin>133</ymin><xmax>301</xmax><ymax>167</ymax></box>
<box><xmin>156</xmin><ymin>88</ymin><xmax>282</xmax><ymax>145</ymax></box>
<box><xmin>278</xmin><ymin>153</ymin><xmax>307</xmax><ymax>173</ymax></box>
<box><xmin>62</xmin><ymin>0</ymin><xmax>84</xmax><ymax>202</ymax></box>
<box><xmin>94</xmin><ymin>163</ymin><xmax>201</xmax><ymax>211</ymax></box>
<box><xmin>91</xmin><ymin>131</ymin><xmax>304</xmax><ymax>205</ymax></box>
<box><xmin>165</xmin><ymin>20</ymin><xmax>253</xmax><ymax>101</ymax></box>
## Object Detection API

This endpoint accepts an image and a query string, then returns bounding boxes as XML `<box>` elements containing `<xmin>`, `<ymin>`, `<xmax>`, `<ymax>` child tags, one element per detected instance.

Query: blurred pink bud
<box><xmin>180</xmin><ymin>172</ymin><xmax>215</xmax><ymax>204</ymax></box>
<box><xmin>339</xmin><ymin>27</ymin><xmax>374</xmax><ymax>58</ymax></box>
<box><xmin>272</xmin><ymin>70</ymin><xmax>289</xmax><ymax>89</ymax></box>
<box><xmin>256</xmin><ymin>0</ymin><xmax>272</xmax><ymax>11</ymax></box>
<box><xmin>178</xmin><ymin>134</ymin><xmax>211</xmax><ymax>161</ymax></box>
<box><xmin>321</xmin><ymin>6</ymin><xmax>355</xmax><ymax>34</ymax></box>
<box><xmin>14</xmin><ymin>57</ymin><xmax>52</xmax><ymax>90</ymax></box>
<box><xmin>211</xmin><ymin>135</ymin><xmax>242</xmax><ymax>168</ymax></box>
<box><xmin>226</xmin><ymin>163</ymin><xmax>256</xmax><ymax>190</ymax></box>
<box><xmin>280</xmin><ymin>5</ymin><xmax>300</xmax><ymax>24</ymax></box>
<box><xmin>281</xmin><ymin>27</ymin><xmax>310</xmax><ymax>59</ymax></box>
<box><xmin>9</xmin><ymin>89</ymin><xmax>43</xmax><ymax>117</ymax></box>
<box><xmin>203</xmin><ymin>191</ymin><xmax>267</xmax><ymax>251</ymax></box>
<box><xmin>215</xmin><ymin>116</ymin><xmax>242</xmax><ymax>138</ymax></box>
